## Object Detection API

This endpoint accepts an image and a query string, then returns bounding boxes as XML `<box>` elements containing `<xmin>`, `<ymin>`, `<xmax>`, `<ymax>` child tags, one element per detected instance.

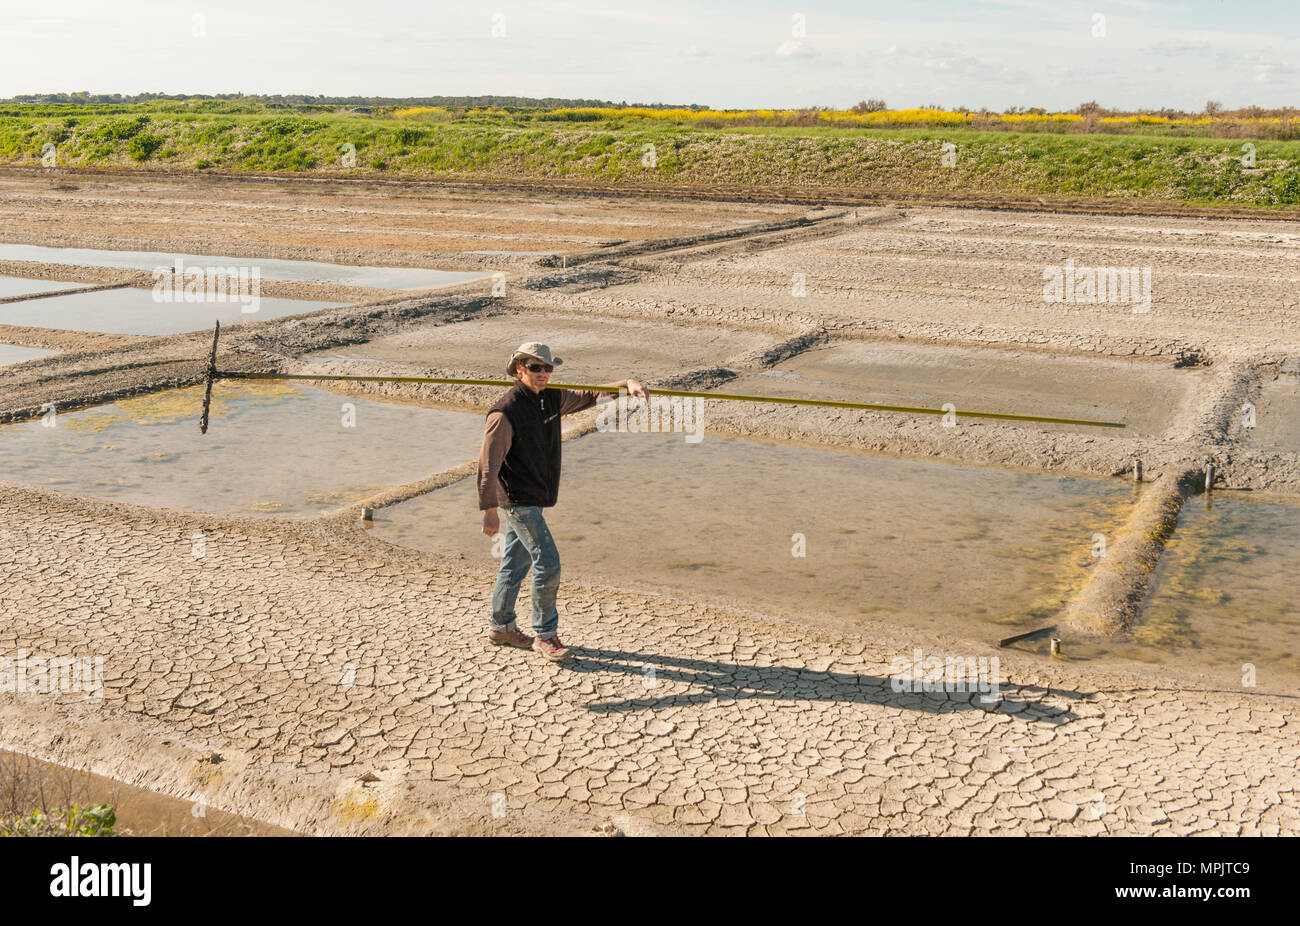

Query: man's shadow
<box><xmin>564</xmin><ymin>646</ymin><xmax>1083</xmax><ymax>725</ymax></box>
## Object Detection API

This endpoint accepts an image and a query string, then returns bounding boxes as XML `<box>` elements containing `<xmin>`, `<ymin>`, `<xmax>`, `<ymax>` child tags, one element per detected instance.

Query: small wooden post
<box><xmin>1133</xmin><ymin>458</ymin><xmax>1142</xmax><ymax>483</ymax></box>
<box><xmin>361</xmin><ymin>507</ymin><xmax>374</xmax><ymax>523</ymax></box>
<box><xmin>199</xmin><ymin>320</ymin><xmax>220</xmax><ymax>435</ymax></box>
<box><xmin>1050</xmin><ymin>638</ymin><xmax>1061</xmax><ymax>659</ymax></box>
<box><xmin>1205</xmin><ymin>462</ymin><xmax>1214</xmax><ymax>493</ymax></box>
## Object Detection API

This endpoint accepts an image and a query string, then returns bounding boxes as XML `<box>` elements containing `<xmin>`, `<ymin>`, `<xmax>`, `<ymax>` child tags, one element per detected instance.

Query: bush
<box><xmin>100</xmin><ymin>115</ymin><xmax>150</xmax><ymax>139</ymax></box>
<box><xmin>264</xmin><ymin>117</ymin><xmax>301</xmax><ymax>137</ymax></box>
<box><xmin>1</xmin><ymin>803</ymin><xmax>117</xmax><ymax>837</ymax></box>
<box><xmin>1273</xmin><ymin>168</ymin><xmax>1300</xmax><ymax>204</ymax></box>
<box><xmin>538</xmin><ymin>109</ymin><xmax>603</xmax><ymax>122</ymax></box>
<box><xmin>194</xmin><ymin>121</ymin><xmax>236</xmax><ymax>143</ymax></box>
<box><xmin>128</xmin><ymin>132</ymin><xmax>164</xmax><ymax>161</ymax></box>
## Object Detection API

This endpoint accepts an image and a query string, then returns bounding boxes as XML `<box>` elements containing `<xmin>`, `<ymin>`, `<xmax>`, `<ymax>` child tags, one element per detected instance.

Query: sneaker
<box><xmin>489</xmin><ymin>627</ymin><xmax>534</xmax><ymax>649</ymax></box>
<box><xmin>533</xmin><ymin>635</ymin><xmax>572</xmax><ymax>661</ymax></box>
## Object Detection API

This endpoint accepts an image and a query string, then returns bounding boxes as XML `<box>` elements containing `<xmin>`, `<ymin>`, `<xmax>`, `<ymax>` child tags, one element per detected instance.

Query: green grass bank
<box><xmin>3</xmin><ymin>102</ymin><xmax>1299</xmax><ymax>209</ymax></box>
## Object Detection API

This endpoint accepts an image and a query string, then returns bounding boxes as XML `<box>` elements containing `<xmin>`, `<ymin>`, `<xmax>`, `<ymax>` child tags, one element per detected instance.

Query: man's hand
<box><xmin>625</xmin><ymin>378</ymin><xmax>650</xmax><ymax>403</ymax></box>
<box><xmin>596</xmin><ymin>378</ymin><xmax>651</xmax><ymax>409</ymax></box>
<box><xmin>482</xmin><ymin>508</ymin><xmax>499</xmax><ymax>536</ymax></box>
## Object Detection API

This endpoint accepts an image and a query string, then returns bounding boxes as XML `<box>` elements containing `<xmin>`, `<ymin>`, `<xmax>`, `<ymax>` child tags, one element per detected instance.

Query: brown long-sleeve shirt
<box><xmin>477</xmin><ymin>388</ymin><xmax>602</xmax><ymax>509</ymax></box>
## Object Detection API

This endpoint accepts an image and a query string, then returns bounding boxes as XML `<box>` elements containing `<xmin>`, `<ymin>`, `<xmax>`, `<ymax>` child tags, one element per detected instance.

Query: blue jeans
<box><xmin>491</xmin><ymin>505</ymin><xmax>562</xmax><ymax>638</ymax></box>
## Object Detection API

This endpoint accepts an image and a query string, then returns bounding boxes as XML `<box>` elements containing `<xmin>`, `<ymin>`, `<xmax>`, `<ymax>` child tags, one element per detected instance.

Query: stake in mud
<box><xmin>195</xmin><ymin>323</ymin><xmax>1126</xmax><ymax>432</ymax></box>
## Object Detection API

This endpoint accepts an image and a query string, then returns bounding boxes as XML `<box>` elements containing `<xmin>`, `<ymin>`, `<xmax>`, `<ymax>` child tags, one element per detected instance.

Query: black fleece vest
<box><xmin>489</xmin><ymin>382</ymin><xmax>563</xmax><ymax>508</ymax></box>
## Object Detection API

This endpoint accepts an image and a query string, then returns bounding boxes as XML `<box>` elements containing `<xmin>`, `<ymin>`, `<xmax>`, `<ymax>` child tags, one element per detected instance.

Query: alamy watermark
<box><xmin>890</xmin><ymin>647</ymin><xmax>1000</xmax><ymax>703</ymax></box>
<box><xmin>1</xmin><ymin>649</ymin><xmax>103</xmax><ymax>700</ymax></box>
<box><xmin>1043</xmin><ymin>258</ymin><xmax>1151</xmax><ymax>313</ymax></box>
<box><xmin>50</xmin><ymin>857</ymin><xmax>151</xmax><ymax>906</ymax></box>
<box><xmin>595</xmin><ymin>390</ymin><xmax>705</xmax><ymax>443</ymax></box>
<box><xmin>151</xmin><ymin>258</ymin><xmax>261</xmax><ymax>314</ymax></box>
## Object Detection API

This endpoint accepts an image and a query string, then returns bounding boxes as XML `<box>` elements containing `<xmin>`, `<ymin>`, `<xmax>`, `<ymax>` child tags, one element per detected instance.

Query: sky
<box><xmin>2</xmin><ymin>0</ymin><xmax>1297</xmax><ymax>111</ymax></box>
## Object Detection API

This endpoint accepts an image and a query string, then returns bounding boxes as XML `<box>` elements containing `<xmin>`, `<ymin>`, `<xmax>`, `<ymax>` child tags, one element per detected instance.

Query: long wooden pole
<box><xmin>197</xmin><ymin>323</ymin><xmax>1126</xmax><ymax>431</ymax></box>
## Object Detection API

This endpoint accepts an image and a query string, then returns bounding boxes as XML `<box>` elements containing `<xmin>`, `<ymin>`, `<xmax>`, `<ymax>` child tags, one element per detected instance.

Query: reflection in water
<box><xmin>0</xmin><ymin>382</ymin><xmax>484</xmax><ymax>517</ymax></box>
<box><xmin>375</xmin><ymin>431</ymin><xmax>1133</xmax><ymax>640</ymax></box>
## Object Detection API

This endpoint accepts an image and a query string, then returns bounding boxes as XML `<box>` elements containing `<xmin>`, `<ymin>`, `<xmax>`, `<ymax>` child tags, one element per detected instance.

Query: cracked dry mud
<box><xmin>0</xmin><ymin>173</ymin><xmax>1297</xmax><ymax>836</ymax></box>
<box><xmin>2</xmin><ymin>487</ymin><xmax>1296</xmax><ymax>836</ymax></box>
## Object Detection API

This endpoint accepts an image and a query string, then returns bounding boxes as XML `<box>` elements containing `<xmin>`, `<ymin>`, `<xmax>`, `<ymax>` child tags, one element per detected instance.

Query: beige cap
<box><xmin>508</xmin><ymin>342</ymin><xmax>563</xmax><ymax>376</ymax></box>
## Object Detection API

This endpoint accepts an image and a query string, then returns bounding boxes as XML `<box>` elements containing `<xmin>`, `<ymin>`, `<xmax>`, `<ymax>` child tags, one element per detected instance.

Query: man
<box><xmin>478</xmin><ymin>342</ymin><xmax>649</xmax><ymax>661</ymax></box>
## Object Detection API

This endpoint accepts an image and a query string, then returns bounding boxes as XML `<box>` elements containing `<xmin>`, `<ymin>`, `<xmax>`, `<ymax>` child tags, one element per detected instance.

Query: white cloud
<box><xmin>918</xmin><ymin>52</ymin><xmax>1029</xmax><ymax>84</ymax></box>
<box><xmin>776</xmin><ymin>40</ymin><xmax>817</xmax><ymax>58</ymax></box>
<box><xmin>535</xmin><ymin>1</ymin><xmax>685</xmax><ymax>28</ymax></box>
<box><xmin>1254</xmin><ymin>63</ymin><xmax>1295</xmax><ymax>83</ymax></box>
<box><xmin>1147</xmin><ymin>39</ymin><xmax>1212</xmax><ymax>57</ymax></box>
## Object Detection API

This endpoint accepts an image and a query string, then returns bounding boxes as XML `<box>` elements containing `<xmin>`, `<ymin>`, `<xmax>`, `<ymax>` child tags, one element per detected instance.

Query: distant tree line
<box><xmin>3</xmin><ymin>92</ymin><xmax>708</xmax><ymax>110</ymax></box>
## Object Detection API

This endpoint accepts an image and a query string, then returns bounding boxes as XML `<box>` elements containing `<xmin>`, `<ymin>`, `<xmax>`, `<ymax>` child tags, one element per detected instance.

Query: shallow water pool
<box><xmin>0</xmin><ymin>275</ymin><xmax>85</xmax><ymax>299</ymax></box>
<box><xmin>0</xmin><ymin>243</ymin><xmax>487</xmax><ymax>290</ymax></box>
<box><xmin>723</xmin><ymin>340</ymin><xmax>1197</xmax><ymax>436</ymax></box>
<box><xmin>373</xmin><ymin>430</ymin><xmax>1133</xmax><ymax>641</ymax></box>
<box><xmin>304</xmin><ymin>312</ymin><xmax>773</xmax><ymax>382</ymax></box>
<box><xmin>1118</xmin><ymin>491</ymin><xmax>1300</xmax><ymax>692</ymax></box>
<box><xmin>0</xmin><ymin>382</ymin><xmax>485</xmax><ymax>517</ymax></box>
<box><xmin>1243</xmin><ymin>372</ymin><xmax>1300</xmax><ymax>455</ymax></box>
<box><xmin>0</xmin><ymin>287</ymin><xmax>344</xmax><ymax>335</ymax></box>
<box><xmin>0</xmin><ymin>344</ymin><xmax>57</xmax><ymax>367</ymax></box>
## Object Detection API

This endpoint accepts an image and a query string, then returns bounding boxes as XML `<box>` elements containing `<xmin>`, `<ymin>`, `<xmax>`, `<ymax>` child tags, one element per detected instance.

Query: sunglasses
<box><xmin>524</xmin><ymin>363</ymin><xmax>554</xmax><ymax>373</ymax></box>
